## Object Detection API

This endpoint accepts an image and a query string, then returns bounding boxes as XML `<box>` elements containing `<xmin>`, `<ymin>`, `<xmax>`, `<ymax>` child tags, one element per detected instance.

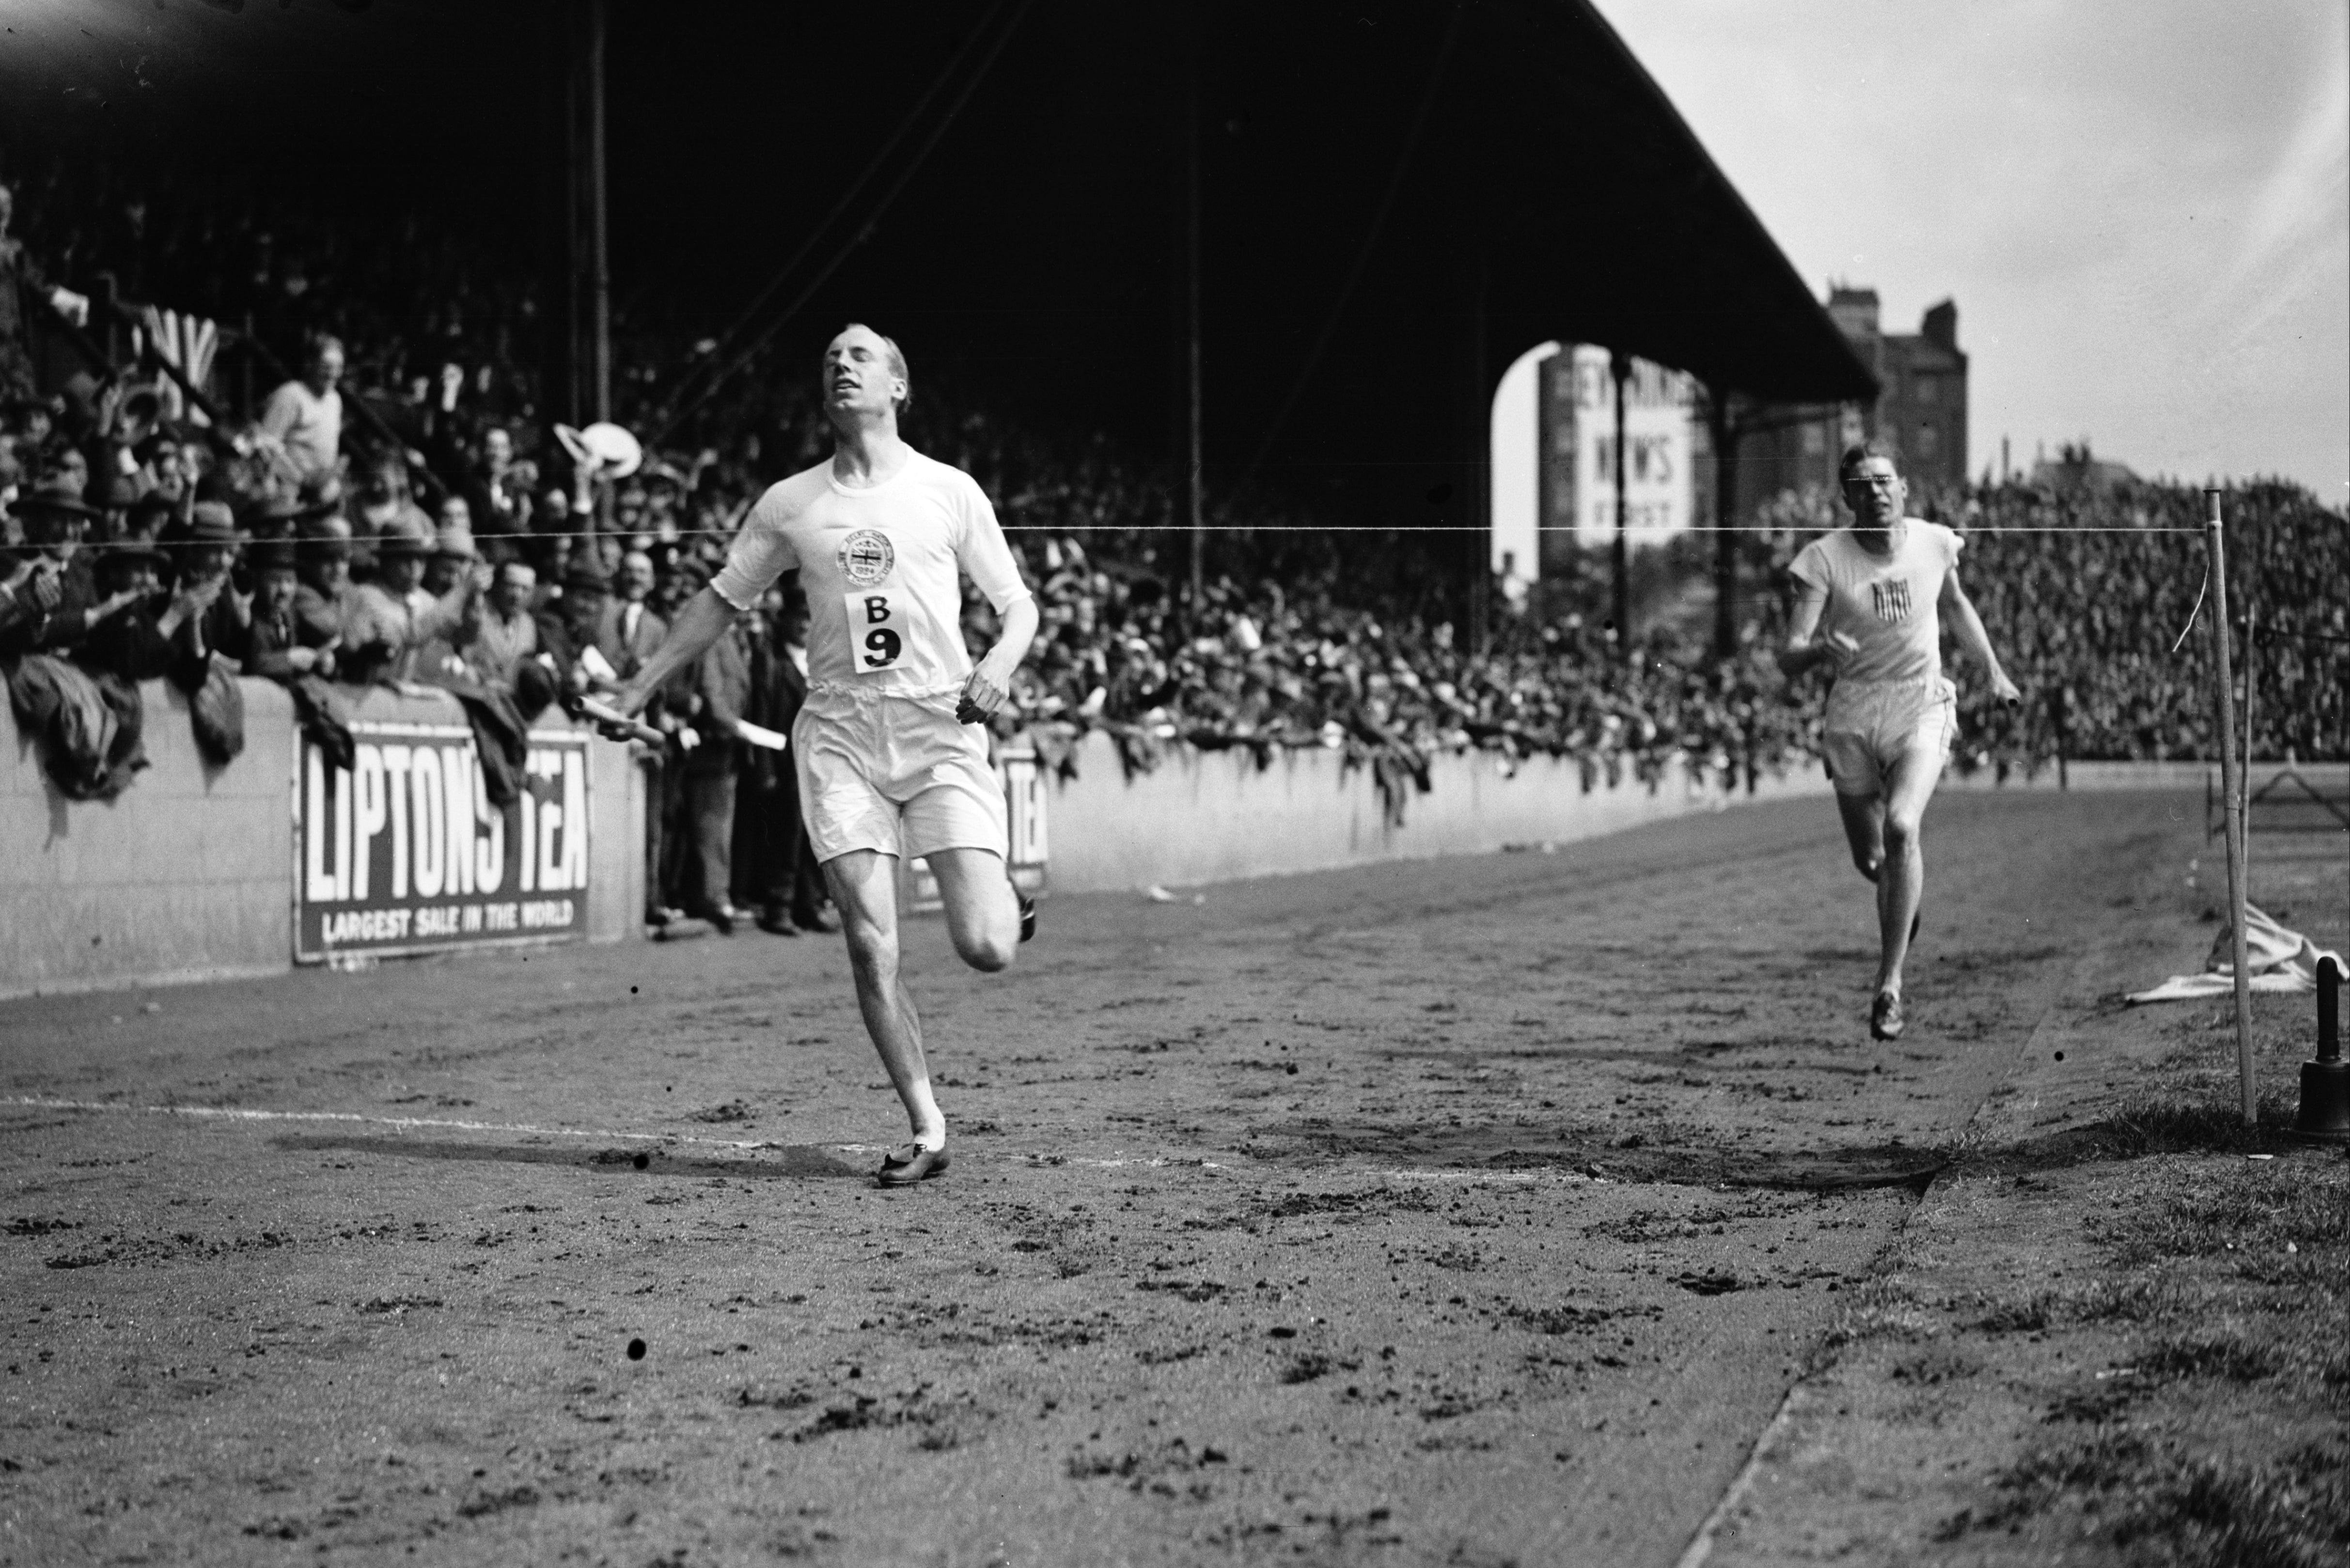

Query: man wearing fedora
<box><xmin>0</xmin><ymin>478</ymin><xmax>140</xmax><ymax>657</ymax></box>
<box><xmin>80</xmin><ymin>535</ymin><xmax>221</xmax><ymax>684</ymax></box>
<box><xmin>292</xmin><ymin>513</ymin><xmax>359</xmax><ymax>653</ymax></box>
<box><xmin>173</xmin><ymin>501</ymin><xmax>253</xmax><ymax>673</ymax></box>
<box><xmin>241</xmin><ymin>538</ymin><xmax>334</xmax><ymax>681</ymax></box>
<box><xmin>343</xmin><ymin>515</ymin><xmax>485</xmax><ymax>685</ymax></box>
<box><xmin>526</xmin><ymin>550</ymin><xmax>619</xmax><ymax>712</ymax></box>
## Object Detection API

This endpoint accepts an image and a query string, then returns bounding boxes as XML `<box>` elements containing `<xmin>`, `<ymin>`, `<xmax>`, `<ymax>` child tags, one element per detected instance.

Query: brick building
<box><xmin>1736</xmin><ymin>284</ymin><xmax>1968</xmax><ymax>512</ymax></box>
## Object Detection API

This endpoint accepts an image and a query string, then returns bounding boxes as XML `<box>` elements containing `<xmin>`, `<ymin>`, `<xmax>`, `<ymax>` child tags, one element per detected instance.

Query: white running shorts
<box><xmin>1820</xmin><ymin>675</ymin><xmax>1958</xmax><ymax>798</ymax></box>
<box><xmin>793</xmin><ymin>683</ymin><xmax>1009</xmax><ymax>865</ymax></box>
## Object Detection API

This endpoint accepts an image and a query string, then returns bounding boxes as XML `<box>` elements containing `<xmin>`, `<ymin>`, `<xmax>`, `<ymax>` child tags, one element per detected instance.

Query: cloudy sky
<box><xmin>1593</xmin><ymin>0</ymin><xmax>2348</xmax><ymax>503</ymax></box>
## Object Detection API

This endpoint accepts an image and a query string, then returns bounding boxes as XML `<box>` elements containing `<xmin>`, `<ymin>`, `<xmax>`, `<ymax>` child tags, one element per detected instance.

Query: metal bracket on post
<box><xmin>2204</xmin><ymin>487</ymin><xmax>2258</xmax><ymax>1129</ymax></box>
<box><xmin>2294</xmin><ymin>955</ymin><xmax>2348</xmax><ymax>1143</ymax></box>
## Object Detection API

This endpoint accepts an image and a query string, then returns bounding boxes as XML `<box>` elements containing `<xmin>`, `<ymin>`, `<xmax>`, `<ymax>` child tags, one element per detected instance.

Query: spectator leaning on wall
<box><xmin>241</xmin><ymin>538</ymin><xmax>336</xmax><ymax>681</ymax></box>
<box><xmin>342</xmin><ymin>515</ymin><xmax>484</xmax><ymax>686</ymax></box>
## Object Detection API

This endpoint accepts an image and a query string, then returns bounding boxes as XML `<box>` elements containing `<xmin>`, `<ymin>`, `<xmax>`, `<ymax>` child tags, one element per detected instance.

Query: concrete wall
<box><xmin>3</xmin><ymin>675</ymin><xmax>295</xmax><ymax>996</ymax></box>
<box><xmin>9</xmin><ymin>667</ymin><xmax>2271</xmax><ymax>994</ymax></box>
<box><xmin>1037</xmin><ymin>733</ymin><xmax>1837</xmax><ymax>894</ymax></box>
<box><xmin>1032</xmin><ymin>740</ymin><xmax>2272</xmax><ymax>895</ymax></box>
<box><xmin>3</xmin><ymin>678</ymin><xmax>642</xmax><ymax>998</ymax></box>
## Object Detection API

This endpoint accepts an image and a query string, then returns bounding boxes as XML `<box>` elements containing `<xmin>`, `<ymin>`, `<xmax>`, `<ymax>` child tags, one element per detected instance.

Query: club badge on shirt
<box><xmin>838</xmin><ymin>529</ymin><xmax>894</xmax><ymax>587</ymax></box>
<box><xmin>1871</xmin><ymin>579</ymin><xmax>1914</xmax><ymax>623</ymax></box>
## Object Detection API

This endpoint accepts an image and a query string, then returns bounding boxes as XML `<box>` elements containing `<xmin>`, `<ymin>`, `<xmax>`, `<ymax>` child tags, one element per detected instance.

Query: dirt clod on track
<box><xmin>0</xmin><ymin>794</ymin><xmax>2216</xmax><ymax>1566</ymax></box>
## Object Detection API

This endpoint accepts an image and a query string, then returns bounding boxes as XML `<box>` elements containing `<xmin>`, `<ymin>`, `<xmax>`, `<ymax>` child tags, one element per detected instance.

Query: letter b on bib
<box><xmin>845</xmin><ymin>588</ymin><xmax>905</xmax><ymax>673</ymax></box>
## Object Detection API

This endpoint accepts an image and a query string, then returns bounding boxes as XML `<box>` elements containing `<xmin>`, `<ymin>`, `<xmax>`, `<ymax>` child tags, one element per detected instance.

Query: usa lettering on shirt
<box><xmin>1871</xmin><ymin>579</ymin><xmax>1914</xmax><ymax>623</ymax></box>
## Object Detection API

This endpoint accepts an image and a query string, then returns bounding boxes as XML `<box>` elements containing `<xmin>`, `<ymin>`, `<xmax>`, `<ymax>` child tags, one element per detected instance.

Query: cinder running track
<box><xmin>0</xmin><ymin>791</ymin><xmax>2201</xmax><ymax>1566</ymax></box>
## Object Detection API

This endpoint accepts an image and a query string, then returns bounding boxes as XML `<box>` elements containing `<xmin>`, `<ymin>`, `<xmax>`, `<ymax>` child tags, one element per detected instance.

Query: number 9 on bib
<box><xmin>846</xmin><ymin>589</ymin><xmax>906</xmax><ymax>674</ymax></box>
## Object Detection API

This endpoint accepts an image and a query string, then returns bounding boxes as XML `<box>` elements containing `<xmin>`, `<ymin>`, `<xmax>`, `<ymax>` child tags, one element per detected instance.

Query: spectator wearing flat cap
<box><xmin>421</xmin><ymin>529</ymin><xmax>476</xmax><ymax>600</ymax></box>
<box><xmin>0</xmin><ymin>479</ymin><xmax>137</xmax><ymax>657</ymax></box>
<box><xmin>412</xmin><ymin>532</ymin><xmax>485</xmax><ymax>686</ymax></box>
<box><xmin>342</xmin><ymin>514</ymin><xmax>484</xmax><ymax>686</ymax></box>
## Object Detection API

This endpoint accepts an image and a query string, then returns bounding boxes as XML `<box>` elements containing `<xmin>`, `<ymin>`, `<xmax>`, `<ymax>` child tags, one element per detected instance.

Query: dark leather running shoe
<box><xmin>1018</xmin><ymin>893</ymin><xmax>1037</xmax><ymax>943</ymax></box>
<box><xmin>1870</xmin><ymin>989</ymin><xmax>1905</xmax><ymax>1041</ymax></box>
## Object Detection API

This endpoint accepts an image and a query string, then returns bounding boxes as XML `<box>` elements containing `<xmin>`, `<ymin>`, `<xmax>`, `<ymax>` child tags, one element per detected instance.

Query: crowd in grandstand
<box><xmin>2</xmin><ymin>167</ymin><xmax>2344</xmax><ymax>926</ymax></box>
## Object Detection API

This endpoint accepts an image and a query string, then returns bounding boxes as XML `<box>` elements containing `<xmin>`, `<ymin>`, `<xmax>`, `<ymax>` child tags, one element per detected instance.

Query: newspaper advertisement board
<box><xmin>1537</xmin><ymin>344</ymin><xmax>1696</xmax><ymax>553</ymax></box>
<box><xmin>292</xmin><ymin>720</ymin><xmax>591</xmax><ymax>963</ymax></box>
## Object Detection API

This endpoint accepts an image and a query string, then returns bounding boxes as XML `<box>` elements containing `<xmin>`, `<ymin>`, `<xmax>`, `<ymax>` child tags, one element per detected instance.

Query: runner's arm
<box><xmin>622</xmin><ymin>482</ymin><xmax>792</xmax><ymax>719</ymax></box>
<box><xmin>612</xmin><ymin>588</ymin><xmax>736</xmax><ymax>719</ymax></box>
<box><xmin>952</xmin><ymin>477</ymin><xmax>1039</xmax><ymax>719</ymax></box>
<box><xmin>1777</xmin><ymin>582</ymin><xmax>1855</xmax><ymax>678</ymax></box>
<box><xmin>1938</xmin><ymin>569</ymin><xmax>2021</xmax><ymax>704</ymax></box>
<box><xmin>961</xmin><ymin>594</ymin><xmax>1039</xmax><ymax>719</ymax></box>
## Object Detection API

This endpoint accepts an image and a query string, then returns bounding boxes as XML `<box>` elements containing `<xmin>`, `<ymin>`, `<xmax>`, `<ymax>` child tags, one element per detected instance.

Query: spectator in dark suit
<box><xmin>461</xmin><ymin>425</ymin><xmax>527</xmax><ymax>540</ymax></box>
<box><xmin>291</xmin><ymin>514</ymin><xmax>358</xmax><ymax>654</ymax></box>
<box><xmin>241</xmin><ymin>539</ymin><xmax>336</xmax><ymax>680</ymax></box>
<box><xmin>0</xmin><ymin>480</ymin><xmax>134</xmax><ymax>657</ymax></box>
<box><xmin>597</xmin><ymin>548</ymin><xmax>666</xmax><ymax>679</ymax></box>
<box><xmin>592</xmin><ymin>546</ymin><xmax>672</xmax><ymax>927</ymax></box>
<box><xmin>176</xmin><ymin>502</ymin><xmax>252</xmax><ymax>672</ymax></box>
<box><xmin>529</xmin><ymin>552</ymin><xmax>614</xmax><ymax>707</ymax></box>
<box><xmin>80</xmin><ymin>539</ymin><xmax>217</xmax><ymax>683</ymax></box>
<box><xmin>732</xmin><ymin>591</ymin><xmax>834</xmax><ymax>935</ymax></box>
<box><xmin>667</xmin><ymin>585</ymin><xmax>751</xmax><ymax>934</ymax></box>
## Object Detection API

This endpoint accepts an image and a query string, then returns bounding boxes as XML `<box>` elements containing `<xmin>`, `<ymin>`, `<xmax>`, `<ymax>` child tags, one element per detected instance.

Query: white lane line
<box><xmin>2</xmin><ymin>1098</ymin><xmax>1602</xmax><ymax>1185</ymax></box>
<box><xmin>0</xmin><ymin>1096</ymin><xmax>779</xmax><ymax>1153</ymax></box>
<box><xmin>1673</xmin><ymin>1382</ymin><xmax>1808</xmax><ymax>1568</ymax></box>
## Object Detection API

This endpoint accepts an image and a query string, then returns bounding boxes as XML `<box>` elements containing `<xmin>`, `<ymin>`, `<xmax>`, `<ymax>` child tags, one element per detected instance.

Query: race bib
<box><xmin>845</xmin><ymin>589</ymin><xmax>907</xmax><ymax>674</ymax></box>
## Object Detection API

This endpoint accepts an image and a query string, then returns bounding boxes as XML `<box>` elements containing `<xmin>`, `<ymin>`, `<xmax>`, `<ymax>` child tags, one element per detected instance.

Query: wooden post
<box><xmin>1611</xmin><ymin>352</ymin><xmax>1629</xmax><ymax>659</ymax></box>
<box><xmin>1709</xmin><ymin>386</ymin><xmax>1739</xmax><ymax>660</ymax></box>
<box><xmin>2053</xmin><ymin>685</ymin><xmax>2069</xmax><ymax>792</ymax></box>
<box><xmin>2205</xmin><ymin>487</ymin><xmax>2257</xmax><ymax>1128</ymax></box>
<box><xmin>1184</xmin><ymin>11</ymin><xmax>1205</xmax><ymax>622</ymax></box>
<box><xmin>586</xmin><ymin>0</ymin><xmax>611</xmax><ymax>426</ymax></box>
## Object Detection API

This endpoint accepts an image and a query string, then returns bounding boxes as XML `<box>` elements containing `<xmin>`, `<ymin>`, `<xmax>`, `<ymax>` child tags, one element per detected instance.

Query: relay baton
<box><xmin>578</xmin><ymin>695</ymin><xmax>664</xmax><ymax>747</ymax></box>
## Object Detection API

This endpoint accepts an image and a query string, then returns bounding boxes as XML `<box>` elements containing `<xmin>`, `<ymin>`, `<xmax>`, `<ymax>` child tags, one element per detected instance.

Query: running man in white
<box><xmin>1779</xmin><ymin>443</ymin><xmax>2019</xmax><ymax>1042</ymax></box>
<box><xmin>609</xmin><ymin>324</ymin><xmax>1039</xmax><ymax>1184</ymax></box>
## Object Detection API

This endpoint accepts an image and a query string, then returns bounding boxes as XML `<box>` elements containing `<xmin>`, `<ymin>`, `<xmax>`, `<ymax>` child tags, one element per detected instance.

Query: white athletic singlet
<box><xmin>710</xmin><ymin>451</ymin><xmax>1032</xmax><ymax>699</ymax></box>
<box><xmin>1788</xmin><ymin>520</ymin><xmax>1963</xmax><ymax>686</ymax></box>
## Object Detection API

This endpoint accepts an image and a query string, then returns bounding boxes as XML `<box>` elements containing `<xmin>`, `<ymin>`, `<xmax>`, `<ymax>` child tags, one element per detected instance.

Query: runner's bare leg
<box><xmin>1872</xmin><ymin>743</ymin><xmax>1942</xmax><ymax>998</ymax></box>
<box><xmin>823</xmin><ymin>849</ymin><xmax>946</xmax><ymax>1151</ymax></box>
<box><xmin>1833</xmin><ymin>789</ymin><xmax>1885</xmax><ymax>883</ymax></box>
<box><xmin>925</xmin><ymin>846</ymin><xmax>1020</xmax><ymax>973</ymax></box>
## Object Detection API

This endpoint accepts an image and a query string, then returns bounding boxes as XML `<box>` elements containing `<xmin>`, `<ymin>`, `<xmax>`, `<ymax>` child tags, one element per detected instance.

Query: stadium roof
<box><xmin>7</xmin><ymin>0</ymin><xmax>1876</xmax><ymax>529</ymax></box>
